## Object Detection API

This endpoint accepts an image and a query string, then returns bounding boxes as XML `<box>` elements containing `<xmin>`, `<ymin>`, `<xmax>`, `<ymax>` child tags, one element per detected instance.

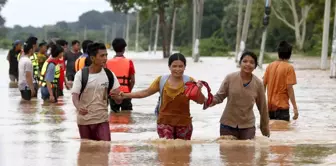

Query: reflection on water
<box><xmin>0</xmin><ymin>53</ymin><xmax>335</xmax><ymax>165</ymax></box>
<box><xmin>77</xmin><ymin>141</ymin><xmax>110</xmax><ymax>166</ymax></box>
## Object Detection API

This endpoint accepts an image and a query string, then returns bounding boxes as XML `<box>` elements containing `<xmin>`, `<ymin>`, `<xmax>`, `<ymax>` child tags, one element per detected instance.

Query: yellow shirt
<box><xmin>149</xmin><ymin>76</ymin><xmax>195</xmax><ymax>126</ymax></box>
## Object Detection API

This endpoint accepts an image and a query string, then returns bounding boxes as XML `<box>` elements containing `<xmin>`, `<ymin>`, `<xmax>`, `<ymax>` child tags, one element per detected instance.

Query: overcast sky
<box><xmin>1</xmin><ymin>0</ymin><xmax>113</xmax><ymax>27</ymax></box>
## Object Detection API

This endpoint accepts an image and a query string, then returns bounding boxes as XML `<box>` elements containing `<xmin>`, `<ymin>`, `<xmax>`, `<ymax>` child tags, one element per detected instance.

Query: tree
<box><xmin>107</xmin><ymin>0</ymin><xmax>187</xmax><ymax>58</ymax></box>
<box><xmin>107</xmin><ymin>0</ymin><xmax>133</xmax><ymax>13</ymax></box>
<box><xmin>272</xmin><ymin>0</ymin><xmax>313</xmax><ymax>50</ymax></box>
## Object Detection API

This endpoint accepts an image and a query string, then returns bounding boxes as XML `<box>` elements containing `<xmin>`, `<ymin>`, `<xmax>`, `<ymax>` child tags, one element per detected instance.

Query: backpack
<box><xmin>79</xmin><ymin>67</ymin><xmax>114</xmax><ymax>99</ymax></box>
<box><xmin>154</xmin><ymin>75</ymin><xmax>190</xmax><ymax>116</ymax></box>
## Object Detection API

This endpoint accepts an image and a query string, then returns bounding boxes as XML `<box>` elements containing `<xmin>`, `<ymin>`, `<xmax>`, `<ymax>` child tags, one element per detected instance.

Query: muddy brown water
<box><xmin>0</xmin><ymin>51</ymin><xmax>335</xmax><ymax>165</ymax></box>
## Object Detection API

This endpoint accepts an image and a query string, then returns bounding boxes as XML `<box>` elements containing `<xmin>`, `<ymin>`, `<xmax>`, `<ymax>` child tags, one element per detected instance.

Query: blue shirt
<box><xmin>45</xmin><ymin>63</ymin><xmax>56</xmax><ymax>83</ymax></box>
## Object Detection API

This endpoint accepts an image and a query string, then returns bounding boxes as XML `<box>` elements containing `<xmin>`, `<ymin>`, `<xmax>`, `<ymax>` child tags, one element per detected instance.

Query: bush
<box><xmin>199</xmin><ymin>37</ymin><xmax>230</xmax><ymax>56</ymax></box>
<box><xmin>0</xmin><ymin>39</ymin><xmax>13</xmax><ymax>49</ymax></box>
<box><xmin>178</xmin><ymin>37</ymin><xmax>230</xmax><ymax>57</ymax></box>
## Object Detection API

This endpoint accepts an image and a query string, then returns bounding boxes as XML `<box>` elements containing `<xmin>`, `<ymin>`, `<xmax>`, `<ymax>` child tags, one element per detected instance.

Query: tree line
<box><xmin>0</xmin><ymin>0</ymin><xmax>334</xmax><ymax>59</ymax></box>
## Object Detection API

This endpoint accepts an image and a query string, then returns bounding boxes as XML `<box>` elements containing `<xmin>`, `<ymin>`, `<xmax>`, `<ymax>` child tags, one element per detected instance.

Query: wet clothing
<box><xmin>106</xmin><ymin>56</ymin><xmax>135</xmax><ymax>112</ymax></box>
<box><xmin>150</xmin><ymin>76</ymin><xmax>195</xmax><ymax>127</ymax></box>
<box><xmin>106</xmin><ymin>56</ymin><xmax>135</xmax><ymax>93</ymax></box>
<box><xmin>64</xmin><ymin>51</ymin><xmax>82</xmax><ymax>81</ymax></box>
<box><xmin>269</xmin><ymin>109</ymin><xmax>290</xmax><ymax>121</ymax></box>
<box><xmin>148</xmin><ymin>76</ymin><xmax>196</xmax><ymax>140</ymax></box>
<box><xmin>220</xmin><ymin>124</ymin><xmax>256</xmax><ymax>140</ymax></box>
<box><xmin>18</xmin><ymin>53</ymin><xmax>40</xmax><ymax>82</ymax></box>
<box><xmin>214</xmin><ymin>71</ymin><xmax>269</xmax><ymax>137</ymax></box>
<box><xmin>157</xmin><ymin>124</ymin><xmax>193</xmax><ymax>140</ymax></box>
<box><xmin>18</xmin><ymin>55</ymin><xmax>34</xmax><ymax>90</ymax></box>
<box><xmin>71</xmin><ymin>69</ymin><xmax>120</xmax><ymax>125</ymax></box>
<box><xmin>8</xmin><ymin>49</ymin><xmax>20</xmax><ymax>79</ymax></box>
<box><xmin>39</xmin><ymin>59</ymin><xmax>61</xmax><ymax>101</ymax></box>
<box><xmin>263</xmin><ymin>60</ymin><xmax>297</xmax><ymax>111</ymax></box>
<box><xmin>57</xmin><ymin>58</ymin><xmax>65</xmax><ymax>94</ymax></box>
<box><xmin>37</xmin><ymin>52</ymin><xmax>47</xmax><ymax>71</ymax></box>
<box><xmin>20</xmin><ymin>87</ymin><xmax>32</xmax><ymax>101</ymax></box>
<box><xmin>109</xmin><ymin>98</ymin><xmax>133</xmax><ymax>112</ymax></box>
<box><xmin>78</xmin><ymin>122</ymin><xmax>111</xmax><ymax>141</ymax></box>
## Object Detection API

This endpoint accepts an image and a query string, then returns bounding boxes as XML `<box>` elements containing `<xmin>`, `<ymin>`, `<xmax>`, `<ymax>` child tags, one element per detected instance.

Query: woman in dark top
<box><xmin>7</xmin><ymin>40</ymin><xmax>22</xmax><ymax>83</ymax></box>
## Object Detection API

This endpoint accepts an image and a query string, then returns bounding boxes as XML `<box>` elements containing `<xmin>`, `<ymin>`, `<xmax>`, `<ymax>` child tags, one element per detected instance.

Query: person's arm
<box><xmin>129</xmin><ymin>74</ymin><xmax>135</xmax><ymax>91</ymax></box>
<box><xmin>25</xmin><ymin>61</ymin><xmax>35</xmax><ymax>93</ymax></box>
<box><xmin>6</xmin><ymin>51</ymin><xmax>10</xmax><ymax>62</ymax></box>
<box><xmin>122</xmin><ymin>87</ymin><xmax>158</xmax><ymax>99</ymax></box>
<box><xmin>26</xmin><ymin>71</ymin><xmax>34</xmax><ymax>90</ymax></box>
<box><xmin>287</xmin><ymin>66</ymin><xmax>298</xmax><ymax>119</ymax></box>
<box><xmin>128</xmin><ymin>60</ymin><xmax>135</xmax><ymax>91</ymax></box>
<box><xmin>256</xmin><ymin>82</ymin><xmax>270</xmax><ymax>137</ymax></box>
<box><xmin>287</xmin><ymin>85</ymin><xmax>298</xmax><ymax>116</ymax></box>
<box><xmin>210</xmin><ymin>76</ymin><xmax>230</xmax><ymax>106</ymax></box>
<box><xmin>263</xmin><ymin>66</ymin><xmax>269</xmax><ymax>92</ymax></box>
<box><xmin>71</xmin><ymin>71</ymin><xmax>82</xmax><ymax>110</ymax></box>
<box><xmin>120</xmin><ymin>76</ymin><xmax>160</xmax><ymax>99</ymax></box>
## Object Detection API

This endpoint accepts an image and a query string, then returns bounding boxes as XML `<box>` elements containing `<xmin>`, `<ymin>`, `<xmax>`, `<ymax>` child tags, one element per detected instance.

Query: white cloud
<box><xmin>1</xmin><ymin>0</ymin><xmax>113</xmax><ymax>27</ymax></box>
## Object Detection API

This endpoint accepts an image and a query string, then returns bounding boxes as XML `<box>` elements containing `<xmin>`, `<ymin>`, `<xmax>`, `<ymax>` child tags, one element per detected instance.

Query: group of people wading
<box><xmin>7</xmin><ymin>37</ymin><xmax>298</xmax><ymax>141</ymax></box>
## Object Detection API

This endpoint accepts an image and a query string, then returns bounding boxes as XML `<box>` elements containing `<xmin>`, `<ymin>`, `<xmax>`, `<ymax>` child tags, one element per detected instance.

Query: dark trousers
<box><xmin>109</xmin><ymin>98</ymin><xmax>133</xmax><ymax>113</ymax></box>
<box><xmin>41</xmin><ymin>87</ymin><xmax>59</xmax><ymax>102</ymax></box>
<box><xmin>78</xmin><ymin>122</ymin><xmax>111</xmax><ymax>141</ymax></box>
<box><xmin>20</xmin><ymin>87</ymin><xmax>31</xmax><ymax>101</ymax></box>
<box><xmin>220</xmin><ymin>124</ymin><xmax>256</xmax><ymax>140</ymax></box>
<box><xmin>32</xmin><ymin>83</ymin><xmax>38</xmax><ymax>98</ymax></box>
<box><xmin>269</xmin><ymin>109</ymin><xmax>290</xmax><ymax>121</ymax></box>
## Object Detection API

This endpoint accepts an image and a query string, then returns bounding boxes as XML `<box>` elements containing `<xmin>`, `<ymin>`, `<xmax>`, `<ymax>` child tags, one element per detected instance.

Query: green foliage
<box><xmin>0</xmin><ymin>0</ymin><xmax>333</xmax><ymax>59</ymax></box>
<box><xmin>199</xmin><ymin>37</ymin><xmax>230</xmax><ymax>57</ymax></box>
<box><xmin>179</xmin><ymin>37</ymin><xmax>230</xmax><ymax>57</ymax></box>
<box><xmin>0</xmin><ymin>38</ymin><xmax>12</xmax><ymax>49</ymax></box>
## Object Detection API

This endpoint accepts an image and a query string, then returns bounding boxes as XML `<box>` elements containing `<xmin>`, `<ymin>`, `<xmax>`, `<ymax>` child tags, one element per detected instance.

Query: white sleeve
<box><xmin>112</xmin><ymin>72</ymin><xmax>120</xmax><ymax>90</ymax></box>
<box><xmin>71</xmin><ymin>70</ymin><xmax>82</xmax><ymax>94</ymax></box>
<box><xmin>25</xmin><ymin>60</ymin><xmax>33</xmax><ymax>73</ymax></box>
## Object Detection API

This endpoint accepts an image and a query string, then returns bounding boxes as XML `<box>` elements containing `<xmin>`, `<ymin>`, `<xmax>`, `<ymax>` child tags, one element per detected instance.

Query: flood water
<box><xmin>0</xmin><ymin>51</ymin><xmax>335</xmax><ymax>166</ymax></box>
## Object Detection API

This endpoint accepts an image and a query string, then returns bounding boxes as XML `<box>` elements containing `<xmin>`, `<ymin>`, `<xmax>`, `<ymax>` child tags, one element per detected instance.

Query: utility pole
<box><xmin>235</xmin><ymin>0</ymin><xmax>244</xmax><ymax>63</ymax></box>
<box><xmin>238</xmin><ymin>0</ymin><xmax>253</xmax><ymax>64</ymax></box>
<box><xmin>330</xmin><ymin>1</ymin><xmax>336</xmax><ymax>78</ymax></box>
<box><xmin>192</xmin><ymin>0</ymin><xmax>204</xmax><ymax>62</ymax></box>
<box><xmin>192</xmin><ymin>0</ymin><xmax>197</xmax><ymax>60</ymax></box>
<box><xmin>170</xmin><ymin>8</ymin><xmax>177</xmax><ymax>54</ymax></box>
<box><xmin>194</xmin><ymin>0</ymin><xmax>204</xmax><ymax>63</ymax></box>
<box><xmin>258</xmin><ymin>0</ymin><xmax>272</xmax><ymax>68</ymax></box>
<box><xmin>154</xmin><ymin>14</ymin><xmax>159</xmax><ymax>56</ymax></box>
<box><xmin>135</xmin><ymin>12</ymin><xmax>140</xmax><ymax>52</ymax></box>
<box><xmin>126</xmin><ymin>14</ymin><xmax>130</xmax><ymax>51</ymax></box>
<box><xmin>321</xmin><ymin>0</ymin><xmax>331</xmax><ymax>70</ymax></box>
<box><xmin>148</xmin><ymin>16</ymin><xmax>154</xmax><ymax>54</ymax></box>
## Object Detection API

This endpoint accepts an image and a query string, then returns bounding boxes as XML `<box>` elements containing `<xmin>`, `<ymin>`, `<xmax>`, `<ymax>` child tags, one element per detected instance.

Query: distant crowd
<box><xmin>7</xmin><ymin>37</ymin><xmax>298</xmax><ymax>142</ymax></box>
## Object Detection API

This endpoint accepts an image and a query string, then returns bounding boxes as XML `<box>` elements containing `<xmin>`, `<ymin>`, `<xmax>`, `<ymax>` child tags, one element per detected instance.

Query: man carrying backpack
<box><xmin>71</xmin><ymin>42</ymin><xmax>122</xmax><ymax>141</ymax></box>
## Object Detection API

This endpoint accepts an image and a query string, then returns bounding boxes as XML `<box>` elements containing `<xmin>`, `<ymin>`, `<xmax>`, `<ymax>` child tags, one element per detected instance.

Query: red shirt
<box><xmin>57</xmin><ymin>58</ymin><xmax>65</xmax><ymax>90</ymax></box>
<box><xmin>128</xmin><ymin>59</ymin><xmax>135</xmax><ymax>75</ymax></box>
<box><xmin>47</xmin><ymin>57</ymin><xmax>65</xmax><ymax>90</ymax></box>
